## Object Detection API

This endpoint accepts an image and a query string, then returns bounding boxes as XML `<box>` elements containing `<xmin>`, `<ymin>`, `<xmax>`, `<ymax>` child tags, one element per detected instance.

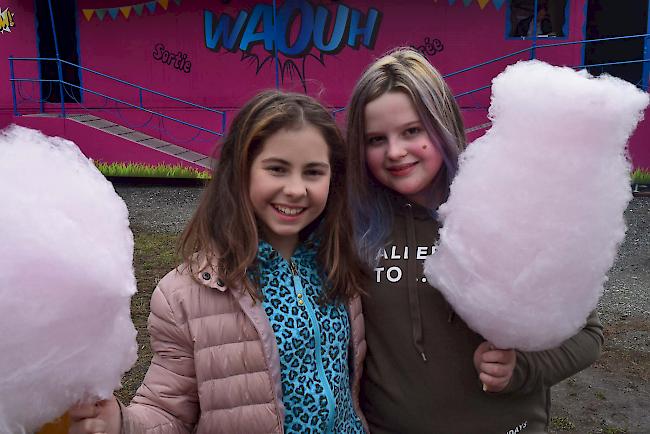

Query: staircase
<box><xmin>23</xmin><ymin>113</ymin><xmax>214</xmax><ymax>169</ymax></box>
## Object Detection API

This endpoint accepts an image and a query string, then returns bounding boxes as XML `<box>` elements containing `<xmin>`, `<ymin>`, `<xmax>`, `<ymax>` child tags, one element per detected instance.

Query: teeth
<box><xmin>275</xmin><ymin>206</ymin><xmax>304</xmax><ymax>216</ymax></box>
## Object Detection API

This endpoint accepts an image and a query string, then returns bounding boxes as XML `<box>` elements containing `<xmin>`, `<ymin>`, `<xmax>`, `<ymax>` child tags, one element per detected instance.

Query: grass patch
<box><xmin>631</xmin><ymin>168</ymin><xmax>650</xmax><ymax>185</ymax></box>
<box><xmin>115</xmin><ymin>231</ymin><xmax>179</xmax><ymax>403</ymax></box>
<box><xmin>95</xmin><ymin>162</ymin><xmax>211</xmax><ymax>179</ymax></box>
<box><xmin>550</xmin><ymin>416</ymin><xmax>576</xmax><ymax>431</ymax></box>
<box><xmin>602</xmin><ymin>427</ymin><xmax>627</xmax><ymax>434</ymax></box>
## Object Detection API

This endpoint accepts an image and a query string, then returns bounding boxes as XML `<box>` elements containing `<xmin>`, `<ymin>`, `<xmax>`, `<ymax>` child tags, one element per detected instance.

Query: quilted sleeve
<box><xmin>121</xmin><ymin>284</ymin><xmax>199</xmax><ymax>434</ymax></box>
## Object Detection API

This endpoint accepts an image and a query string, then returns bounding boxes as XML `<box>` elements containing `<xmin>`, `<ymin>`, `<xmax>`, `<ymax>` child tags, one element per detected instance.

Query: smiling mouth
<box><xmin>387</xmin><ymin>162</ymin><xmax>417</xmax><ymax>174</ymax></box>
<box><xmin>273</xmin><ymin>205</ymin><xmax>305</xmax><ymax>216</ymax></box>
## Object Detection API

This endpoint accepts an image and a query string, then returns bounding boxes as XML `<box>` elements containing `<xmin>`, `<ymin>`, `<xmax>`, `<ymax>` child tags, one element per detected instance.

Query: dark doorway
<box><xmin>584</xmin><ymin>0</ymin><xmax>649</xmax><ymax>87</ymax></box>
<box><xmin>35</xmin><ymin>0</ymin><xmax>81</xmax><ymax>103</ymax></box>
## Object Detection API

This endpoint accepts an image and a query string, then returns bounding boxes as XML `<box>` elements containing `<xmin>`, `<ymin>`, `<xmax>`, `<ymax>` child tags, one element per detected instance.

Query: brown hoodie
<box><xmin>360</xmin><ymin>196</ymin><xmax>603</xmax><ymax>434</ymax></box>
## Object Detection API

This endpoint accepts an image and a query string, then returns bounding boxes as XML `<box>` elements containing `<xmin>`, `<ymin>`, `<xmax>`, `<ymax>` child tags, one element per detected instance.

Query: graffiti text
<box><xmin>0</xmin><ymin>7</ymin><xmax>15</xmax><ymax>33</ymax></box>
<box><xmin>413</xmin><ymin>36</ymin><xmax>444</xmax><ymax>57</ymax></box>
<box><xmin>153</xmin><ymin>43</ymin><xmax>192</xmax><ymax>73</ymax></box>
<box><xmin>204</xmin><ymin>0</ymin><xmax>382</xmax><ymax>58</ymax></box>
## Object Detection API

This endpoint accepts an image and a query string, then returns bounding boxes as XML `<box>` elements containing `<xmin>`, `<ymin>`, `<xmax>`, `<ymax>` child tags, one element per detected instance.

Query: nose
<box><xmin>386</xmin><ymin>137</ymin><xmax>407</xmax><ymax>161</ymax></box>
<box><xmin>283</xmin><ymin>174</ymin><xmax>307</xmax><ymax>198</ymax></box>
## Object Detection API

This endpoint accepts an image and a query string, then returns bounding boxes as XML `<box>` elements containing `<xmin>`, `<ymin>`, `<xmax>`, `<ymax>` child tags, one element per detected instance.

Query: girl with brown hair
<box><xmin>69</xmin><ymin>90</ymin><xmax>368</xmax><ymax>434</ymax></box>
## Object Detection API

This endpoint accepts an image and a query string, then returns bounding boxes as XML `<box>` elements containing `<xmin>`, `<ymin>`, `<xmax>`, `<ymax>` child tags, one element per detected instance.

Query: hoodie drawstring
<box><xmin>405</xmin><ymin>203</ymin><xmax>427</xmax><ymax>362</ymax></box>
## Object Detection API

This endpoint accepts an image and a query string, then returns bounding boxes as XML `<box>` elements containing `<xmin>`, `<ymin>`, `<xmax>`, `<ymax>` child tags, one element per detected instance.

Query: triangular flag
<box><xmin>146</xmin><ymin>1</ymin><xmax>157</xmax><ymax>13</ymax></box>
<box><xmin>478</xmin><ymin>0</ymin><xmax>490</xmax><ymax>8</ymax></box>
<box><xmin>120</xmin><ymin>6</ymin><xmax>131</xmax><ymax>19</ymax></box>
<box><xmin>133</xmin><ymin>4</ymin><xmax>144</xmax><ymax>15</ymax></box>
<box><xmin>108</xmin><ymin>8</ymin><xmax>119</xmax><ymax>19</ymax></box>
<box><xmin>95</xmin><ymin>8</ymin><xmax>107</xmax><ymax>20</ymax></box>
<box><xmin>172</xmin><ymin>0</ymin><xmax>182</xmax><ymax>5</ymax></box>
<box><xmin>492</xmin><ymin>0</ymin><xmax>506</xmax><ymax>10</ymax></box>
<box><xmin>463</xmin><ymin>0</ymin><xmax>473</xmax><ymax>6</ymax></box>
<box><xmin>157</xmin><ymin>0</ymin><xmax>169</xmax><ymax>10</ymax></box>
<box><xmin>448</xmin><ymin>0</ymin><xmax>456</xmax><ymax>5</ymax></box>
<box><xmin>82</xmin><ymin>9</ymin><xmax>94</xmax><ymax>21</ymax></box>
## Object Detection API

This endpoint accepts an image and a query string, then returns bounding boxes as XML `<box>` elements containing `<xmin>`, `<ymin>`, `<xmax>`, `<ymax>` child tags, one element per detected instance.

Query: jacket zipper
<box><xmin>289</xmin><ymin>260</ymin><xmax>337</xmax><ymax>434</ymax></box>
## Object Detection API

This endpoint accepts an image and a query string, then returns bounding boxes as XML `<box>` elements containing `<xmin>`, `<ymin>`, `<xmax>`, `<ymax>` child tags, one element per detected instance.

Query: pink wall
<box><xmin>0</xmin><ymin>1</ymin><xmax>39</xmax><ymax>126</ymax></box>
<box><xmin>629</xmin><ymin>107</ymin><xmax>650</xmax><ymax>170</ymax></box>
<box><xmin>2</xmin><ymin>0</ymin><xmax>648</xmax><ymax>168</ymax></box>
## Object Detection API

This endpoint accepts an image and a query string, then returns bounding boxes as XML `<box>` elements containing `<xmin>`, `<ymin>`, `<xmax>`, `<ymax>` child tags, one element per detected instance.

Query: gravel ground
<box><xmin>115</xmin><ymin>185</ymin><xmax>650</xmax><ymax>433</ymax></box>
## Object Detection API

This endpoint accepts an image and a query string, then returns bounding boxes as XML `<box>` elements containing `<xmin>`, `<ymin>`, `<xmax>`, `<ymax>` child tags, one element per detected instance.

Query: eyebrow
<box><xmin>261</xmin><ymin>158</ymin><xmax>330</xmax><ymax>168</ymax></box>
<box><xmin>365</xmin><ymin>120</ymin><xmax>422</xmax><ymax>136</ymax></box>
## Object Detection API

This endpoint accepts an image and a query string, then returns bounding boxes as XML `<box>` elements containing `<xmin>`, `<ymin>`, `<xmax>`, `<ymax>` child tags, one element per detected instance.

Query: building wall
<box><xmin>3</xmin><ymin>0</ymin><xmax>647</xmax><ymax>168</ymax></box>
<box><xmin>72</xmin><ymin>0</ymin><xmax>584</xmax><ymax>109</ymax></box>
<box><xmin>0</xmin><ymin>0</ymin><xmax>38</xmax><ymax>127</ymax></box>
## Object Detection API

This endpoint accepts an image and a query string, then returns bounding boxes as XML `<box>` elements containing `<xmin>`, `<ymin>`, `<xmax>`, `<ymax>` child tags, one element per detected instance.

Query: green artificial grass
<box><xmin>631</xmin><ymin>168</ymin><xmax>650</xmax><ymax>185</ymax></box>
<box><xmin>95</xmin><ymin>162</ymin><xmax>211</xmax><ymax>179</ymax></box>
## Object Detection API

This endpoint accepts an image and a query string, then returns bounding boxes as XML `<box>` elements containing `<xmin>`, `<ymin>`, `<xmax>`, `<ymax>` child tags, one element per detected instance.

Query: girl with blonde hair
<box><xmin>346</xmin><ymin>48</ymin><xmax>602</xmax><ymax>433</ymax></box>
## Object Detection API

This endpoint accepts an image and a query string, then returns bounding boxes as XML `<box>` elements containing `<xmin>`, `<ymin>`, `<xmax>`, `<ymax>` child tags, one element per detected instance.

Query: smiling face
<box><xmin>249</xmin><ymin>124</ymin><xmax>331</xmax><ymax>259</ymax></box>
<box><xmin>364</xmin><ymin>91</ymin><xmax>444</xmax><ymax>207</ymax></box>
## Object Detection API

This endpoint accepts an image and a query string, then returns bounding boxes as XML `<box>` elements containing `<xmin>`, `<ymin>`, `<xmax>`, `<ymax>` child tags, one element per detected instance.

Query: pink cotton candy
<box><xmin>424</xmin><ymin>61</ymin><xmax>648</xmax><ymax>351</ymax></box>
<box><xmin>0</xmin><ymin>125</ymin><xmax>137</xmax><ymax>433</ymax></box>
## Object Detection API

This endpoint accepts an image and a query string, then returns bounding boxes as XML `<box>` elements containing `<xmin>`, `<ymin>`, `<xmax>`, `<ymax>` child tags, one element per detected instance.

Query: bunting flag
<box><xmin>81</xmin><ymin>0</ymin><xmax>181</xmax><ymax>22</ymax></box>
<box><xmin>444</xmin><ymin>0</ymin><xmax>513</xmax><ymax>9</ymax></box>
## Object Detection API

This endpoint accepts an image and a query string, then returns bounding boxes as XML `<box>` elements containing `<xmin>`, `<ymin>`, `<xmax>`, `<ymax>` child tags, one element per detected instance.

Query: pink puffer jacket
<box><xmin>120</xmin><ymin>257</ymin><xmax>368</xmax><ymax>434</ymax></box>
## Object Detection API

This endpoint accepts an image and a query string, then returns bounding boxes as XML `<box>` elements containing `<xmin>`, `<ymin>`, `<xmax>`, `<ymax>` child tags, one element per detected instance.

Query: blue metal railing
<box><xmin>331</xmin><ymin>34</ymin><xmax>650</xmax><ymax>122</ymax></box>
<box><xmin>9</xmin><ymin>56</ymin><xmax>227</xmax><ymax>137</ymax></box>
<box><xmin>447</xmin><ymin>33</ymin><xmax>650</xmax><ymax>99</ymax></box>
<box><xmin>9</xmin><ymin>33</ymin><xmax>649</xmax><ymax>137</ymax></box>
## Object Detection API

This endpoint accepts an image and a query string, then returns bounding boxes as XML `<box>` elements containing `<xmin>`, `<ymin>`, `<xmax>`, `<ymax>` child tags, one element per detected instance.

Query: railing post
<box><xmin>530</xmin><ymin>0</ymin><xmax>538</xmax><ymax>60</ymax></box>
<box><xmin>9</xmin><ymin>56</ymin><xmax>19</xmax><ymax>116</ymax></box>
<box><xmin>642</xmin><ymin>3</ymin><xmax>650</xmax><ymax>92</ymax></box>
<box><xmin>221</xmin><ymin>112</ymin><xmax>227</xmax><ymax>135</ymax></box>
<box><xmin>56</xmin><ymin>59</ymin><xmax>66</xmax><ymax>117</ymax></box>
<box><xmin>47</xmin><ymin>0</ymin><xmax>66</xmax><ymax>118</ymax></box>
<box><xmin>272</xmin><ymin>0</ymin><xmax>280</xmax><ymax>89</ymax></box>
<box><xmin>139</xmin><ymin>88</ymin><xmax>143</xmax><ymax>108</ymax></box>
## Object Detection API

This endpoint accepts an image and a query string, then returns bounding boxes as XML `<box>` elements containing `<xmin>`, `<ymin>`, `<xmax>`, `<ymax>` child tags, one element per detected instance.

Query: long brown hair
<box><xmin>179</xmin><ymin>90</ymin><xmax>367</xmax><ymax>301</ymax></box>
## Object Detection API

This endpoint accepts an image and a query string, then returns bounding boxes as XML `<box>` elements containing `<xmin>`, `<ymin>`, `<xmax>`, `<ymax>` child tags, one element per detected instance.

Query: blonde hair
<box><xmin>346</xmin><ymin>47</ymin><xmax>466</xmax><ymax>264</ymax></box>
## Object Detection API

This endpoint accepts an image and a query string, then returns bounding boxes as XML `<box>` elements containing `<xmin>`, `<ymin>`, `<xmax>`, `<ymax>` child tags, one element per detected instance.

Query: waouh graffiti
<box><xmin>0</xmin><ymin>7</ymin><xmax>15</xmax><ymax>33</ymax></box>
<box><xmin>203</xmin><ymin>0</ymin><xmax>382</xmax><ymax>91</ymax></box>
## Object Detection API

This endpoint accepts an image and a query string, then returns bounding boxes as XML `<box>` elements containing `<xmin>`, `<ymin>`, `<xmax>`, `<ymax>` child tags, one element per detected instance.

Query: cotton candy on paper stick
<box><xmin>423</xmin><ymin>61</ymin><xmax>649</xmax><ymax>351</ymax></box>
<box><xmin>0</xmin><ymin>125</ymin><xmax>138</xmax><ymax>433</ymax></box>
